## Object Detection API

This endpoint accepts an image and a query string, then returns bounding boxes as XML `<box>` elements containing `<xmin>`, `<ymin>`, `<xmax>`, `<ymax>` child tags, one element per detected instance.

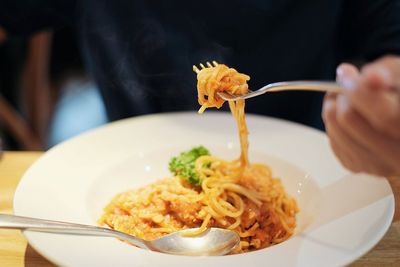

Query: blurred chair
<box><xmin>0</xmin><ymin>31</ymin><xmax>52</xmax><ymax>150</ymax></box>
<box><xmin>0</xmin><ymin>29</ymin><xmax>107</xmax><ymax>151</ymax></box>
<box><xmin>0</xmin><ymin>94</ymin><xmax>42</xmax><ymax>150</ymax></box>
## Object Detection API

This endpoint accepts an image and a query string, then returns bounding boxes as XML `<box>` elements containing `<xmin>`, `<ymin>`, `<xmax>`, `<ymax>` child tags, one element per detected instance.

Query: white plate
<box><xmin>14</xmin><ymin>112</ymin><xmax>394</xmax><ymax>267</ymax></box>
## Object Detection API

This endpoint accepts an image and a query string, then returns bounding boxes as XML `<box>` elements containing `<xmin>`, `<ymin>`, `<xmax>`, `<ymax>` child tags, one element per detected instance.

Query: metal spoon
<box><xmin>0</xmin><ymin>214</ymin><xmax>239</xmax><ymax>256</ymax></box>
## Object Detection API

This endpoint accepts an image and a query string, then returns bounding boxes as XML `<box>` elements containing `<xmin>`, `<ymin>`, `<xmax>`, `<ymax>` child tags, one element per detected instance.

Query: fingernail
<box><xmin>336</xmin><ymin>65</ymin><xmax>345</xmax><ymax>80</ymax></box>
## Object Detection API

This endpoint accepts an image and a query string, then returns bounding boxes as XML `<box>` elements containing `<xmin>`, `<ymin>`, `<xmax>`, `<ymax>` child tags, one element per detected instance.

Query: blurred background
<box><xmin>0</xmin><ymin>27</ymin><xmax>108</xmax><ymax>151</ymax></box>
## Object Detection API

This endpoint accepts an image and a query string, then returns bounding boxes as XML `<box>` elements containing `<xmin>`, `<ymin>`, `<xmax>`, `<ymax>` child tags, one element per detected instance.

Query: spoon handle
<box><xmin>0</xmin><ymin>214</ymin><xmax>148</xmax><ymax>249</ymax></box>
<box><xmin>0</xmin><ymin>213</ymin><xmax>117</xmax><ymax>235</ymax></box>
<box><xmin>264</xmin><ymin>81</ymin><xmax>343</xmax><ymax>94</ymax></box>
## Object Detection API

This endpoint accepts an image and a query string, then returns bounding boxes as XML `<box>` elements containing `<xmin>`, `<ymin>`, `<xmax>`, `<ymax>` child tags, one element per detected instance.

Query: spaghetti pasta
<box><xmin>98</xmin><ymin>62</ymin><xmax>298</xmax><ymax>253</ymax></box>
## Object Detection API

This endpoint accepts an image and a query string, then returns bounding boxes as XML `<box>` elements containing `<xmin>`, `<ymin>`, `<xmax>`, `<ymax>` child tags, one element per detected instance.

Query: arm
<box><xmin>322</xmin><ymin>0</ymin><xmax>400</xmax><ymax>177</ymax></box>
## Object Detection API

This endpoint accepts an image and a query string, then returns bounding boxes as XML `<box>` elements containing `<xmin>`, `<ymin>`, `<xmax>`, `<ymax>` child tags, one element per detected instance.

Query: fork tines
<box><xmin>193</xmin><ymin>61</ymin><xmax>219</xmax><ymax>73</ymax></box>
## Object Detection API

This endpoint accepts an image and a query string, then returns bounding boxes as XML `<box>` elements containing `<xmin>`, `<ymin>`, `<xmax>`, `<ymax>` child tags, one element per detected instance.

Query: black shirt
<box><xmin>1</xmin><ymin>0</ymin><xmax>400</xmax><ymax>129</ymax></box>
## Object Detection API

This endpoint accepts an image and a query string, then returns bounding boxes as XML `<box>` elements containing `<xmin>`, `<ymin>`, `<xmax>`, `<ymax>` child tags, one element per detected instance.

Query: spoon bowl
<box><xmin>148</xmin><ymin>227</ymin><xmax>240</xmax><ymax>256</ymax></box>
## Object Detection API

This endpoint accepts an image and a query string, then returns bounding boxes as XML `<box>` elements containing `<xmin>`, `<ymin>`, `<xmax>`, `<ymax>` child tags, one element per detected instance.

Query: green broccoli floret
<box><xmin>169</xmin><ymin>146</ymin><xmax>210</xmax><ymax>185</ymax></box>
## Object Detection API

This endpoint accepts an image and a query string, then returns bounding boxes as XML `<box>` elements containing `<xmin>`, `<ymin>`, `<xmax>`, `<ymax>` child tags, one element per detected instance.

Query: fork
<box><xmin>193</xmin><ymin>61</ymin><xmax>343</xmax><ymax>101</ymax></box>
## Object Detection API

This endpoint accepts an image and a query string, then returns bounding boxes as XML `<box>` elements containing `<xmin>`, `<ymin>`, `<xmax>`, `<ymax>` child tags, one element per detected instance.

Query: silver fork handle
<box><xmin>0</xmin><ymin>214</ymin><xmax>147</xmax><ymax>249</ymax></box>
<box><xmin>249</xmin><ymin>81</ymin><xmax>343</xmax><ymax>99</ymax></box>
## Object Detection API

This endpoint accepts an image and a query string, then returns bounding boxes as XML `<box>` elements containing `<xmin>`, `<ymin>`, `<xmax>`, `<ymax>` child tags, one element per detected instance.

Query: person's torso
<box><xmin>78</xmin><ymin>0</ymin><xmax>344</xmax><ymax>128</ymax></box>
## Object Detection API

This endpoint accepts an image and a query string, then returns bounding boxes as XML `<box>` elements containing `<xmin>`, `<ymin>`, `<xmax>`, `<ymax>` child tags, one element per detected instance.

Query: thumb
<box><xmin>361</xmin><ymin>56</ymin><xmax>400</xmax><ymax>95</ymax></box>
<box><xmin>336</xmin><ymin>63</ymin><xmax>360</xmax><ymax>85</ymax></box>
<box><xmin>342</xmin><ymin>57</ymin><xmax>400</xmax><ymax>139</ymax></box>
<box><xmin>336</xmin><ymin>63</ymin><xmax>361</xmax><ymax>93</ymax></box>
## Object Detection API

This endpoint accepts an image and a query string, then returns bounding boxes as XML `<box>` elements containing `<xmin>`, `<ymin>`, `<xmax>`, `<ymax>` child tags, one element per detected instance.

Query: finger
<box><xmin>361</xmin><ymin>58</ymin><xmax>394</xmax><ymax>92</ymax></box>
<box><xmin>336</xmin><ymin>63</ymin><xmax>360</xmax><ymax>83</ymax></box>
<box><xmin>335</xmin><ymin>63</ymin><xmax>361</xmax><ymax>94</ymax></box>
<box><xmin>323</xmin><ymin>93</ymin><xmax>363</xmax><ymax>172</ymax></box>
<box><xmin>366</xmin><ymin>55</ymin><xmax>400</xmax><ymax>86</ymax></box>
<box><xmin>323</xmin><ymin>94</ymin><xmax>393</xmax><ymax>176</ymax></box>
<box><xmin>322</xmin><ymin>94</ymin><xmax>357</xmax><ymax>171</ymax></box>
<box><xmin>360</xmin><ymin>64</ymin><xmax>400</xmax><ymax>138</ymax></box>
<box><xmin>335</xmin><ymin>94</ymin><xmax>400</xmax><ymax>173</ymax></box>
<box><xmin>322</xmin><ymin>92</ymin><xmax>336</xmax><ymax>125</ymax></box>
<box><xmin>338</xmin><ymin>60</ymin><xmax>400</xmax><ymax>139</ymax></box>
<box><xmin>327</xmin><ymin>115</ymin><xmax>393</xmax><ymax>176</ymax></box>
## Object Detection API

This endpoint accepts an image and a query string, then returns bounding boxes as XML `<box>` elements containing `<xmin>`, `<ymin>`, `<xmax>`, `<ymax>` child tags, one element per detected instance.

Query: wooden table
<box><xmin>0</xmin><ymin>152</ymin><xmax>399</xmax><ymax>266</ymax></box>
